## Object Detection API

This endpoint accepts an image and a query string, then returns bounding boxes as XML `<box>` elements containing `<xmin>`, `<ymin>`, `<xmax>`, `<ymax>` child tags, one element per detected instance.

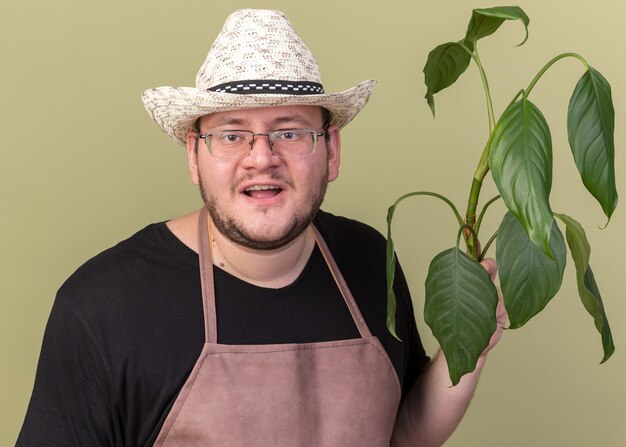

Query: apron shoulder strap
<box><xmin>310</xmin><ymin>225</ymin><xmax>372</xmax><ymax>338</ymax></box>
<box><xmin>198</xmin><ymin>207</ymin><xmax>217</xmax><ymax>343</ymax></box>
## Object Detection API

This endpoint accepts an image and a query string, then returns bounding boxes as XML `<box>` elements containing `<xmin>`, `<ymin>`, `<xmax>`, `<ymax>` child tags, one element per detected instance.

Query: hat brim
<box><xmin>142</xmin><ymin>79</ymin><xmax>376</xmax><ymax>146</ymax></box>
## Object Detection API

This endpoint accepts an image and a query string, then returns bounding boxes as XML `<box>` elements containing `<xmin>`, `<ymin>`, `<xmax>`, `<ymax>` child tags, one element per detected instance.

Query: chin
<box><xmin>210</xmin><ymin>210</ymin><xmax>311</xmax><ymax>251</ymax></box>
<box><xmin>198</xmin><ymin>171</ymin><xmax>327</xmax><ymax>251</ymax></box>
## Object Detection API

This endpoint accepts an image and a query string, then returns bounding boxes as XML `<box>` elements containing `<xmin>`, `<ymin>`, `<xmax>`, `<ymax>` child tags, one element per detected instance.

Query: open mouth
<box><xmin>243</xmin><ymin>184</ymin><xmax>283</xmax><ymax>199</ymax></box>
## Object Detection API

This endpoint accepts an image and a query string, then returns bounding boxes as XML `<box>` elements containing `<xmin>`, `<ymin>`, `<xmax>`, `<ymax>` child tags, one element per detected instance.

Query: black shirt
<box><xmin>17</xmin><ymin>210</ymin><xmax>429</xmax><ymax>446</ymax></box>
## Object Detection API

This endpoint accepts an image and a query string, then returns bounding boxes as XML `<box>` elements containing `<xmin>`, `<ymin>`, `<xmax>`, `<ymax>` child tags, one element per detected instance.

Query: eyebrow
<box><xmin>210</xmin><ymin>117</ymin><xmax>246</xmax><ymax>127</ymax></box>
<box><xmin>209</xmin><ymin>113</ymin><xmax>316</xmax><ymax>129</ymax></box>
<box><xmin>271</xmin><ymin>114</ymin><xmax>314</xmax><ymax>127</ymax></box>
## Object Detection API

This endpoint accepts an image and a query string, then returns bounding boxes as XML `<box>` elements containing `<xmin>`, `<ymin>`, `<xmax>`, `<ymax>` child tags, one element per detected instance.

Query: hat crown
<box><xmin>196</xmin><ymin>9</ymin><xmax>322</xmax><ymax>90</ymax></box>
<box><xmin>142</xmin><ymin>8</ymin><xmax>376</xmax><ymax>146</ymax></box>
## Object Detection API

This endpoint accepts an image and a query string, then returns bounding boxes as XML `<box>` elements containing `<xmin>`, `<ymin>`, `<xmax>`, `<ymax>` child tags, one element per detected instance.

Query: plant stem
<box><xmin>506</xmin><ymin>89</ymin><xmax>525</xmax><ymax>110</ymax></box>
<box><xmin>478</xmin><ymin>229</ymin><xmax>499</xmax><ymax>262</ymax></box>
<box><xmin>458</xmin><ymin>224</ymin><xmax>478</xmax><ymax>252</ymax></box>
<box><xmin>389</xmin><ymin>191</ymin><xmax>464</xmax><ymax>227</ymax></box>
<box><xmin>469</xmin><ymin>47</ymin><xmax>497</xmax><ymax>133</ymax></box>
<box><xmin>465</xmin><ymin>179</ymin><xmax>482</xmax><ymax>258</ymax></box>
<box><xmin>525</xmin><ymin>52</ymin><xmax>589</xmax><ymax>97</ymax></box>
<box><xmin>475</xmin><ymin>195</ymin><xmax>501</xmax><ymax>235</ymax></box>
<box><xmin>463</xmin><ymin>45</ymin><xmax>498</xmax><ymax>259</ymax></box>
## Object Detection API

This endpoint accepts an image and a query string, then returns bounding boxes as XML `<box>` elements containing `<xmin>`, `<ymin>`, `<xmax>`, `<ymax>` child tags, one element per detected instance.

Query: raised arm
<box><xmin>391</xmin><ymin>259</ymin><xmax>506</xmax><ymax>447</ymax></box>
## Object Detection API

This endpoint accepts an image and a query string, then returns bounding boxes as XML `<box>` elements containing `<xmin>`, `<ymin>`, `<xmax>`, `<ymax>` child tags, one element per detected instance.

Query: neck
<box><xmin>209</xmin><ymin>220</ymin><xmax>316</xmax><ymax>288</ymax></box>
<box><xmin>167</xmin><ymin>209</ymin><xmax>316</xmax><ymax>288</ymax></box>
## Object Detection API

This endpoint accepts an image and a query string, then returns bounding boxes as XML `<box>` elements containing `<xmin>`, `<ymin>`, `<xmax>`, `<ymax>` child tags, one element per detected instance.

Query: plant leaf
<box><xmin>423</xmin><ymin>41</ymin><xmax>471</xmax><ymax>116</ymax></box>
<box><xmin>489</xmin><ymin>98</ymin><xmax>554</xmax><ymax>258</ymax></box>
<box><xmin>385</xmin><ymin>206</ymin><xmax>400</xmax><ymax>340</ymax></box>
<box><xmin>385</xmin><ymin>191</ymin><xmax>464</xmax><ymax>340</ymax></box>
<box><xmin>425</xmin><ymin>247</ymin><xmax>498</xmax><ymax>385</ymax></box>
<box><xmin>554</xmin><ymin>213</ymin><xmax>615</xmax><ymax>362</ymax></box>
<box><xmin>497</xmin><ymin>211</ymin><xmax>566</xmax><ymax>329</ymax></box>
<box><xmin>567</xmin><ymin>67</ymin><xmax>618</xmax><ymax>221</ymax></box>
<box><xmin>465</xmin><ymin>6</ymin><xmax>530</xmax><ymax>48</ymax></box>
<box><xmin>583</xmin><ymin>267</ymin><xmax>615</xmax><ymax>363</ymax></box>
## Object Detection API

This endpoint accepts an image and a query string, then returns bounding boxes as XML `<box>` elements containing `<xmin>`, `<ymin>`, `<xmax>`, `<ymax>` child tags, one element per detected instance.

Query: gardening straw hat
<box><xmin>142</xmin><ymin>9</ymin><xmax>376</xmax><ymax>146</ymax></box>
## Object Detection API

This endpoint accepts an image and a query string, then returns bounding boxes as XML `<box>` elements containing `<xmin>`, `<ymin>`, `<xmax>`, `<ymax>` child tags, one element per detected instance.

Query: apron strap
<box><xmin>309</xmin><ymin>225</ymin><xmax>372</xmax><ymax>338</ymax></box>
<box><xmin>198</xmin><ymin>207</ymin><xmax>217</xmax><ymax>343</ymax></box>
<box><xmin>197</xmin><ymin>208</ymin><xmax>373</xmax><ymax>342</ymax></box>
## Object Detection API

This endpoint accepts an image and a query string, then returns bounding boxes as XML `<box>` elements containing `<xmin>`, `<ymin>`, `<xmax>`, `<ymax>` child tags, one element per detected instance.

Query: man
<box><xmin>17</xmin><ymin>9</ymin><xmax>503</xmax><ymax>446</ymax></box>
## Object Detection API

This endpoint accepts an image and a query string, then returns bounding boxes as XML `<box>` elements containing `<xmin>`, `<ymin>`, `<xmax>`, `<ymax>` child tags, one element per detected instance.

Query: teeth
<box><xmin>245</xmin><ymin>185</ymin><xmax>280</xmax><ymax>191</ymax></box>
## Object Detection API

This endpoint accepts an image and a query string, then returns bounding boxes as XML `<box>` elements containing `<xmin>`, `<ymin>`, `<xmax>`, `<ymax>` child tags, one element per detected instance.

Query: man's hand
<box><xmin>479</xmin><ymin>258</ymin><xmax>507</xmax><ymax>357</ymax></box>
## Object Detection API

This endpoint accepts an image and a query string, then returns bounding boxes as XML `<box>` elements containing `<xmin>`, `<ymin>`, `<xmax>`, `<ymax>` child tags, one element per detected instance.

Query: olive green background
<box><xmin>2</xmin><ymin>0</ymin><xmax>624</xmax><ymax>445</ymax></box>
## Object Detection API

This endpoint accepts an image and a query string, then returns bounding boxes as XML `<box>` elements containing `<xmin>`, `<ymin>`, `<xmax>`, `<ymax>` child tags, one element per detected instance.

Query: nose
<box><xmin>249</xmin><ymin>133</ymin><xmax>274</xmax><ymax>154</ymax></box>
<box><xmin>242</xmin><ymin>133</ymin><xmax>280</xmax><ymax>168</ymax></box>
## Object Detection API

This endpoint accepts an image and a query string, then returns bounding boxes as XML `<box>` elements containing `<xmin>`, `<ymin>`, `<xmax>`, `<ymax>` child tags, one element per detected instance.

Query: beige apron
<box><xmin>154</xmin><ymin>209</ymin><xmax>401</xmax><ymax>446</ymax></box>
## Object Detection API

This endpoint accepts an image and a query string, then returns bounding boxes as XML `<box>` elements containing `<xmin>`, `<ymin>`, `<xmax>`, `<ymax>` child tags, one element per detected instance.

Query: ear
<box><xmin>325</xmin><ymin>125</ymin><xmax>341</xmax><ymax>182</ymax></box>
<box><xmin>186</xmin><ymin>131</ymin><xmax>200</xmax><ymax>186</ymax></box>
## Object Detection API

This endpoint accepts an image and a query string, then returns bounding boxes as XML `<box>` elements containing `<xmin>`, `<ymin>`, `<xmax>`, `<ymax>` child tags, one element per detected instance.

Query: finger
<box><xmin>495</xmin><ymin>289</ymin><xmax>507</xmax><ymax>321</ymax></box>
<box><xmin>480</xmin><ymin>258</ymin><xmax>498</xmax><ymax>282</ymax></box>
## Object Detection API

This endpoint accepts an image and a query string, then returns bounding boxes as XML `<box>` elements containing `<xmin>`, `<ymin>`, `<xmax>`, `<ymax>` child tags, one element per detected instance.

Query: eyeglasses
<box><xmin>197</xmin><ymin>129</ymin><xmax>326</xmax><ymax>159</ymax></box>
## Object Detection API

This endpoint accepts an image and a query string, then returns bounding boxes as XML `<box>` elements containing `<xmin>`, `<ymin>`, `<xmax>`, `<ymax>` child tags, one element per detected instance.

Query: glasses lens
<box><xmin>209</xmin><ymin>131</ymin><xmax>253</xmax><ymax>159</ymax></box>
<box><xmin>206</xmin><ymin>129</ymin><xmax>319</xmax><ymax>159</ymax></box>
<box><xmin>270</xmin><ymin>130</ymin><xmax>316</xmax><ymax>158</ymax></box>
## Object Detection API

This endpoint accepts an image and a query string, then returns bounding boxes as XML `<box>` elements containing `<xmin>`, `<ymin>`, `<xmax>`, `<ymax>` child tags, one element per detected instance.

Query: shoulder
<box><xmin>56</xmin><ymin>222</ymin><xmax>195</xmax><ymax>312</ymax></box>
<box><xmin>313</xmin><ymin>209</ymin><xmax>387</xmax><ymax>279</ymax></box>
<box><xmin>313</xmin><ymin>209</ymin><xmax>388</xmax><ymax>302</ymax></box>
<box><xmin>314</xmin><ymin>209</ymin><xmax>386</xmax><ymax>255</ymax></box>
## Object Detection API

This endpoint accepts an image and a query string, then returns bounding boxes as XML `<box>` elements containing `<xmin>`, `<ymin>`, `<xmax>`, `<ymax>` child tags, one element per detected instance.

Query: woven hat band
<box><xmin>208</xmin><ymin>80</ymin><xmax>325</xmax><ymax>95</ymax></box>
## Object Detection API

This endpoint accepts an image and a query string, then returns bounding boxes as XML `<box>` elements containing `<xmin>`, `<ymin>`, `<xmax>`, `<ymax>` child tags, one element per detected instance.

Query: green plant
<box><xmin>385</xmin><ymin>6</ymin><xmax>616</xmax><ymax>385</ymax></box>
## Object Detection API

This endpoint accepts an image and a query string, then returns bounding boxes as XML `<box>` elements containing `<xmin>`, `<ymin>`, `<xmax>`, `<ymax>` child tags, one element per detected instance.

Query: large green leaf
<box><xmin>497</xmin><ymin>212</ymin><xmax>566</xmax><ymax>329</ymax></box>
<box><xmin>425</xmin><ymin>247</ymin><xmax>498</xmax><ymax>385</ymax></box>
<box><xmin>464</xmin><ymin>6</ymin><xmax>530</xmax><ymax>48</ymax></box>
<box><xmin>423</xmin><ymin>41</ymin><xmax>471</xmax><ymax>116</ymax></box>
<box><xmin>489</xmin><ymin>98</ymin><xmax>554</xmax><ymax>258</ymax></box>
<box><xmin>567</xmin><ymin>67</ymin><xmax>618</xmax><ymax>221</ymax></box>
<box><xmin>554</xmin><ymin>213</ymin><xmax>615</xmax><ymax>362</ymax></box>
